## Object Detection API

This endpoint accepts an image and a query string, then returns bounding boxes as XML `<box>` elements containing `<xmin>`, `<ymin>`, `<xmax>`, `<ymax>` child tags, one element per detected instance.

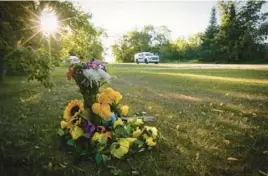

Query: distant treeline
<box><xmin>112</xmin><ymin>1</ymin><xmax>268</xmax><ymax>63</ymax></box>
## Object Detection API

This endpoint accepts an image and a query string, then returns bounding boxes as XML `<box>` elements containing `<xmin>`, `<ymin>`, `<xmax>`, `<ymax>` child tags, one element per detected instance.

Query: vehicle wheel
<box><xmin>145</xmin><ymin>59</ymin><xmax>148</xmax><ymax>64</ymax></box>
<box><xmin>136</xmin><ymin>60</ymin><xmax>139</xmax><ymax>64</ymax></box>
<box><xmin>154</xmin><ymin>62</ymin><xmax>158</xmax><ymax>64</ymax></box>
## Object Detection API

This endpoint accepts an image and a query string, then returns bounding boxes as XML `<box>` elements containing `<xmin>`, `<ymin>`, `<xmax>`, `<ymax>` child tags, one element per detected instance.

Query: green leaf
<box><xmin>57</xmin><ymin>128</ymin><xmax>65</xmax><ymax>136</ymax></box>
<box><xmin>80</xmin><ymin>150</ymin><xmax>89</xmax><ymax>156</ymax></box>
<box><xmin>102</xmin><ymin>154</ymin><xmax>108</xmax><ymax>163</ymax></box>
<box><xmin>95</xmin><ymin>152</ymin><xmax>103</xmax><ymax>165</ymax></box>
<box><xmin>134</xmin><ymin>139</ymin><xmax>144</xmax><ymax>146</ymax></box>
<box><xmin>124</xmin><ymin>124</ymin><xmax>132</xmax><ymax>134</ymax></box>
<box><xmin>99</xmin><ymin>135</ymin><xmax>108</xmax><ymax>145</ymax></box>
<box><xmin>67</xmin><ymin>139</ymin><xmax>75</xmax><ymax>146</ymax></box>
<box><xmin>114</xmin><ymin>126</ymin><xmax>128</xmax><ymax>137</ymax></box>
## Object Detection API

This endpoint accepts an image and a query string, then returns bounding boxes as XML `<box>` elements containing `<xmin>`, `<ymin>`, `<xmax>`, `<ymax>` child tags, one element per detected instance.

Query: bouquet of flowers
<box><xmin>58</xmin><ymin>59</ymin><xmax>158</xmax><ymax>164</ymax></box>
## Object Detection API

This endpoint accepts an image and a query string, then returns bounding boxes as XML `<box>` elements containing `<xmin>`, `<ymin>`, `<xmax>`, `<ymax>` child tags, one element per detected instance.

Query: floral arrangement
<box><xmin>58</xmin><ymin>59</ymin><xmax>158</xmax><ymax>164</ymax></box>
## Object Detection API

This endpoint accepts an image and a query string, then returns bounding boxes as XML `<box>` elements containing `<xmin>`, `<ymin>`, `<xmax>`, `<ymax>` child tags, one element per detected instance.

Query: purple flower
<box><xmin>83</xmin><ymin>120</ymin><xmax>96</xmax><ymax>138</ymax></box>
<box><xmin>94</xmin><ymin>60</ymin><xmax>102</xmax><ymax>66</ymax></box>
<box><xmin>82</xmin><ymin>59</ymin><xmax>107</xmax><ymax>71</ymax></box>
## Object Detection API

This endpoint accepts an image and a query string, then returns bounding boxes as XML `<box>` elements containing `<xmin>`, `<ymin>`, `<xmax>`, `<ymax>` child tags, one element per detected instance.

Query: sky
<box><xmin>76</xmin><ymin>0</ymin><xmax>268</xmax><ymax>59</ymax></box>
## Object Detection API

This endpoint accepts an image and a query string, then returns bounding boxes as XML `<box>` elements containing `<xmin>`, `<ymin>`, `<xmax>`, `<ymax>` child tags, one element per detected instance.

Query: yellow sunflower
<box><xmin>64</xmin><ymin>99</ymin><xmax>84</xmax><ymax>121</ymax></box>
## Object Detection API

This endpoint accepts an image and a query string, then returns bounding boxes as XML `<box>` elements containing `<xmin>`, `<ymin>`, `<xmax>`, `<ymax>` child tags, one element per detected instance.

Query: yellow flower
<box><xmin>145</xmin><ymin>126</ymin><xmax>158</xmax><ymax>139</ymax></box>
<box><xmin>127</xmin><ymin>118</ymin><xmax>144</xmax><ymax>126</ymax></box>
<box><xmin>125</xmin><ymin>137</ymin><xmax>137</xmax><ymax>143</ymax></box>
<box><xmin>60</xmin><ymin>121</ymin><xmax>68</xmax><ymax>129</ymax></box>
<box><xmin>103</xmin><ymin>87</ymin><xmax>114</xmax><ymax>94</ymax></box>
<box><xmin>120</xmin><ymin>105</ymin><xmax>129</xmax><ymax>116</ymax></box>
<box><xmin>143</xmin><ymin>134</ymin><xmax>149</xmax><ymax>140</ymax></box>
<box><xmin>99</xmin><ymin>103</ymin><xmax>112</xmax><ymax>120</ymax></box>
<box><xmin>64</xmin><ymin>99</ymin><xmax>84</xmax><ymax>121</ymax></box>
<box><xmin>97</xmin><ymin>92</ymin><xmax>113</xmax><ymax>104</ymax></box>
<box><xmin>119</xmin><ymin>138</ymin><xmax>131</xmax><ymax>148</ymax></box>
<box><xmin>114</xmin><ymin>118</ymin><xmax>123</xmax><ymax>128</ymax></box>
<box><xmin>92</xmin><ymin>103</ymin><xmax>101</xmax><ymax>115</ymax></box>
<box><xmin>146</xmin><ymin>137</ymin><xmax>157</xmax><ymax>147</ymax></box>
<box><xmin>110</xmin><ymin>138</ymin><xmax>136</xmax><ymax>159</ymax></box>
<box><xmin>70</xmin><ymin>126</ymin><xmax>84</xmax><ymax>140</ymax></box>
<box><xmin>134</xmin><ymin>119</ymin><xmax>144</xmax><ymax>126</ymax></box>
<box><xmin>91</xmin><ymin>132</ymin><xmax>101</xmax><ymax>142</ymax></box>
<box><xmin>92</xmin><ymin>102</ymin><xmax>112</xmax><ymax>120</ymax></box>
<box><xmin>132</xmin><ymin>127</ymin><xmax>142</xmax><ymax>138</ymax></box>
<box><xmin>127</xmin><ymin>118</ymin><xmax>135</xmax><ymax>123</ymax></box>
<box><xmin>110</xmin><ymin>142</ymin><xmax>129</xmax><ymax>159</ymax></box>
<box><xmin>113</xmin><ymin>91</ymin><xmax>122</xmax><ymax>104</ymax></box>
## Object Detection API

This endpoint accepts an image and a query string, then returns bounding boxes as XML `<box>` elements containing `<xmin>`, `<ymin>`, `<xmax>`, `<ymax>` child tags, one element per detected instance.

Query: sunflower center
<box><xmin>70</xmin><ymin>105</ymin><xmax>80</xmax><ymax>116</ymax></box>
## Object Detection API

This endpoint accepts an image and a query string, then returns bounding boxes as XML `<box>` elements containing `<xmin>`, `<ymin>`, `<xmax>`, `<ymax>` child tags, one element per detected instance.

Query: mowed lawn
<box><xmin>1</xmin><ymin>64</ymin><xmax>268</xmax><ymax>175</ymax></box>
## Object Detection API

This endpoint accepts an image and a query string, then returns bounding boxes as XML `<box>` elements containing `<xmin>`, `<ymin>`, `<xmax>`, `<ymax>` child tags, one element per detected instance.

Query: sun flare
<box><xmin>39</xmin><ymin>8</ymin><xmax>58</xmax><ymax>36</ymax></box>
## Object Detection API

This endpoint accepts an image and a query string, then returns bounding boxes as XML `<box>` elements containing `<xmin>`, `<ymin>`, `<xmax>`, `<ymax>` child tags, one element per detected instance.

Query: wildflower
<box><xmin>146</xmin><ymin>137</ymin><xmax>157</xmax><ymax>147</ymax></box>
<box><xmin>113</xmin><ymin>118</ymin><xmax>123</xmax><ymax>128</ymax></box>
<box><xmin>132</xmin><ymin>127</ymin><xmax>142</xmax><ymax>138</ymax></box>
<box><xmin>134</xmin><ymin>119</ymin><xmax>144</xmax><ymax>126</ymax></box>
<box><xmin>120</xmin><ymin>105</ymin><xmax>129</xmax><ymax>116</ymax></box>
<box><xmin>70</xmin><ymin>126</ymin><xmax>84</xmax><ymax>140</ymax></box>
<box><xmin>110</xmin><ymin>138</ymin><xmax>131</xmax><ymax>159</ymax></box>
<box><xmin>145</xmin><ymin>126</ymin><xmax>158</xmax><ymax>139</ymax></box>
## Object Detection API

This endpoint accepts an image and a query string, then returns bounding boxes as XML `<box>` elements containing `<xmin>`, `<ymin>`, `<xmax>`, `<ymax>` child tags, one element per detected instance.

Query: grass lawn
<box><xmin>1</xmin><ymin>64</ymin><xmax>268</xmax><ymax>175</ymax></box>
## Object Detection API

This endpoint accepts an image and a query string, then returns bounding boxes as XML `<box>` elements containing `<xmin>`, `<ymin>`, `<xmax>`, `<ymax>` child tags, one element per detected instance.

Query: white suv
<box><xmin>134</xmin><ymin>52</ymin><xmax>160</xmax><ymax>64</ymax></box>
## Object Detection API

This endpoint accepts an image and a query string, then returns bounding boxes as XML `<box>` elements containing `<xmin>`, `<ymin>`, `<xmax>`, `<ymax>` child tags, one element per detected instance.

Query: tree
<box><xmin>112</xmin><ymin>25</ymin><xmax>172</xmax><ymax>62</ymax></box>
<box><xmin>216</xmin><ymin>1</ymin><xmax>240</xmax><ymax>62</ymax></box>
<box><xmin>201</xmin><ymin>6</ymin><xmax>219</xmax><ymax>62</ymax></box>
<box><xmin>215</xmin><ymin>0</ymin><xmax>268</xmax><ymax>63</ymax></box>
<box><xmin>0</xmin><ymin>1</ymin><xmax>103</xmax><ymax>86</ymax></box>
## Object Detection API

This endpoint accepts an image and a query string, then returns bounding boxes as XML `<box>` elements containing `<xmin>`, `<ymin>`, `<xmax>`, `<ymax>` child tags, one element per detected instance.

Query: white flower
<box><xmin>96</xmin><ymin>68</ymin><xmax>111</xmax><ymax>81</ymax></box>
<box><xmin>82</xmin><ymin>68</ymin><xmax>111</xmax><ymax>87</ymax></box>
<box><xmin>83</xmin><ymin>69</ymin><xmax>101</xmax><ymax>81</ymax></box>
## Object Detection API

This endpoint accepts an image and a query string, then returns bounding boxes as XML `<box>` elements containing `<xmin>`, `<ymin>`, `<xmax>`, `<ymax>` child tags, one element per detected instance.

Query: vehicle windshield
<box><xmin>145</xmin><ymin>53</ymin><xmax>153</xmax><ymax>56</ymax></box>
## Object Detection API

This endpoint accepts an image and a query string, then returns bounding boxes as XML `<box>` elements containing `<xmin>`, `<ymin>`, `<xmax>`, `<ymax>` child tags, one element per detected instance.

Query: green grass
<box><xmin>1</xmin><ymin>64</ymin><xmax>268</xmax><ymax>175</ymax></box>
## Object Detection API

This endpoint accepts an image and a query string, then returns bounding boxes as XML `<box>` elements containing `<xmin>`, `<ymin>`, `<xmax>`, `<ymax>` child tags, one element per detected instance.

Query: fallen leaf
<box><xmin>259</xmin><ymin>170</ymin><xmax>268</xmax><ymax>176</ymax></box>
<box><xmin>48</xmin><ymin>162</ymin><xmax>53</xmax><ymax>169</ymax></box>
<box><xmin>223</xmin><ymin>139</ymin><xmax>231</xmax><ymax>145</ymax></box>
<box><xmin>59</xmin><ymin>163</ymin><xmax>67</xmax><ymax>168</ymax></box>
<box><xmin>212</xmin><ymin>109</ymin><xmax>224</xmax><ymax>113</ymax></box>
<box><xmin>132</xmin><ymin>171</ymin><xmax>139</xmax><ymax>175</ymax></box>
<box><xmin>138</xmin><ymin>148</ymin><xmax>145</xmax><ymax>152</ymax></box>
<box><xmin>227</xmin><ymin>157</ymin><xmax>238</xmax><ymax>161</ymax></box>
<box><xmin>195</xmin><ymin>151</ymin><xmax>200</xmax><ymax>160</ymax></box>
<box><xmin>176</xmin><ymin>125</ymin><xmax>180</xmax><ymax>130</ymax></box>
